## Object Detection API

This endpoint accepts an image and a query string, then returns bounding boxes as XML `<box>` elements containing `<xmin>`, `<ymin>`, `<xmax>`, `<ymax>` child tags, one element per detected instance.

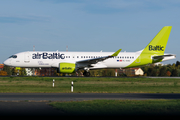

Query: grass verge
<box><xmin>0</xmin><ymin>77</ymin><xmax>180</xmax><ymax>93</ymax></box>
<box><xmin>49</xmin><ymin>99</ymin><xmax>180</xmax><ymax>116</ymax></box>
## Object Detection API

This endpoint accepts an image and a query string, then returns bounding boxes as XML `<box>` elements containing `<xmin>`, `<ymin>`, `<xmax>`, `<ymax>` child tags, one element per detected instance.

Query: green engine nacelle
<box><xmin>59</xmin><ymin>63</ymin><xmax>76</xmax><ymax>73</ymax></box>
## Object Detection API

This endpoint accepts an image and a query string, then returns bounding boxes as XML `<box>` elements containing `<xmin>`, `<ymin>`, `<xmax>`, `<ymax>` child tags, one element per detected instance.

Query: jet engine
<box><xmin>58</xmin><ymin>63</ymin><xmax>76</xmax><ymax>73</ymax></box>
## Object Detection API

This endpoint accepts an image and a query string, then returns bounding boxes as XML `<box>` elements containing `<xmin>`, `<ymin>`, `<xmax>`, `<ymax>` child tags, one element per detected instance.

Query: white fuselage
<box><xmin>4</xmin><ymin>51</ymin><xmax>137</xmax><ymax>69</ymax></box>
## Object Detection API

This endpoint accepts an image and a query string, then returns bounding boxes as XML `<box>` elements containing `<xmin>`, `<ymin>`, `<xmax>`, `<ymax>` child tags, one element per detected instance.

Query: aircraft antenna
<box><xmin>66</xmin><ymin>46</ymin><xmax>68</xmax><ymax>52</ymax></box>
<box><xmin>33</xmin><ymin>45</ymin><xmax>35</xmax><ymax>51</ymax></box>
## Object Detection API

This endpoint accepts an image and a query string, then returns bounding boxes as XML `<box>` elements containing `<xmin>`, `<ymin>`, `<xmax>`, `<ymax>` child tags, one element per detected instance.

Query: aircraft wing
<box><xmin>153</xmin><ymin>54</ymin><xmax>176</xmax><ymax>59</ymax></box>
<box><xmin>76</xmin><ymin>49</ymin><xmax>122</xmax><ymax>65</ymax></box>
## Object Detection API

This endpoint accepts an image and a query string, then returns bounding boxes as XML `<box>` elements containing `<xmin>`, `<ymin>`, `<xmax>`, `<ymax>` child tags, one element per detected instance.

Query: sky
<box><xmin>0</xmin><ymin>0</ymin><xmax>180</xmax><ymax>64</ymax></box>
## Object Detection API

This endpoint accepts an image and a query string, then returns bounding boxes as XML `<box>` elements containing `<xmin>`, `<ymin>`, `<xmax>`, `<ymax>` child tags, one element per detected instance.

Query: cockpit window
<box><xmin>9</xmin><ymin>55</ymin><xmax>17</xmax><ymax>58</ymax></box>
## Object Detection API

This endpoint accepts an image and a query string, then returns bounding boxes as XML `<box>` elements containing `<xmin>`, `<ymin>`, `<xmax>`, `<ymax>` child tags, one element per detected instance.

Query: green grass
<box><xmin>0</xmin><ymin>77</ymin><xmax>180</xmax><ymax>93</ymax></box>
<box><xmin>50</xmin><ymin>99</ymin><xmax>180</xmax><ymax>116</ymax></box>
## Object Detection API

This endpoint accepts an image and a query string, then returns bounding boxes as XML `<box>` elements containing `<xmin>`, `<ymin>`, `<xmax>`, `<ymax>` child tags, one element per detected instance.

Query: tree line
<box><xmin>0</xmin><ymin>61</ymin><xmax>180</xmax><ymax>77</ymax></box>
<box><xmin>0</xmin><ymin>66</ymin><xmax>26</xmax><ymax>76</ymax></box>
<box><xmin>141</xmin><ymin>61</ymin><xmax>180</xmax><ymax>77</ymax></box>
<box><xmin>88</xmin><ymin>61</ymin><xmax>180</xmax><ymax>77</ymax></box>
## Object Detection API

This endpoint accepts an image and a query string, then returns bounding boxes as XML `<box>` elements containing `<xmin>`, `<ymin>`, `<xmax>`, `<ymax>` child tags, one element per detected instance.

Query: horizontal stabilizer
<box><xmin>153</xmin><ymin>54</ymin><xmax>176</xmax><ymax>59</ymax></box>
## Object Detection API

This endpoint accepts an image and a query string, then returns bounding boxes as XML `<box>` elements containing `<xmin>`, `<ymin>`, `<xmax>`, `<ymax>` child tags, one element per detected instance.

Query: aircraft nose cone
<box><xmin>3</xmin><ymin>60</ymin><xmax>8</xmax><ymax>66</ymax></box>
<box><xmin>3</xmin><ymin>59</ymin><xmax>11</xmax><ymax>66</ymax></box>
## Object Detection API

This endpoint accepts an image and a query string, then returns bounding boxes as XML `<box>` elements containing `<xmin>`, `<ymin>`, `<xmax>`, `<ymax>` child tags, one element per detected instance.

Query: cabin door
<box><xmin>24</xmin><ymin>52</ymin><xmax>30</xmax><ymax>63</ymax></box>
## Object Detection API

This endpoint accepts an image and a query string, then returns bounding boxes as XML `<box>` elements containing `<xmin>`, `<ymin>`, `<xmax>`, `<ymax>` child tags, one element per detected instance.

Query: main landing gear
<box><xmin>83</xmin><ymin>71</ymin><xmax>90</xmax><ymax>77</ymax></box>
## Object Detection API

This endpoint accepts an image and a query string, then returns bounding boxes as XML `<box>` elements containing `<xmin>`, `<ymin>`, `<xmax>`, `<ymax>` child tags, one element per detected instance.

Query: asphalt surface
<box><xmin>1</xmin><ymin>93</ymin><xmax>180</xmax><ymax>116</ymax></box>
<box><xmin>0</xmin><ymin>102</ymin><xmax>64</xmax><ymax>116</ymax></box>
<box><xmin>0</xmin><ymin>93</ymin><xmax>180</xmax><ymax>101</ymax></box>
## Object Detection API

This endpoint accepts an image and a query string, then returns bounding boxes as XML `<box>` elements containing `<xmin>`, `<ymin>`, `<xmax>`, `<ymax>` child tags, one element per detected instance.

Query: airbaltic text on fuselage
<box><xmin>32</xmin><ymin>52</ymin><xmax>65</xmax><ymax>59</ymax></box>
<box><xmin>149</xmin><ymin>45</ymin><xmax>164</xmax><ymax>51</ymax></box>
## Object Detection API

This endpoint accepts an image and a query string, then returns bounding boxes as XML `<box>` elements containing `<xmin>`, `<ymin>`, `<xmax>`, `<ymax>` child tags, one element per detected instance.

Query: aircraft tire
<box><xmin>83</xmin><ymin>71</ymin><xmax>90</xmax><ymax>77</ymax></box>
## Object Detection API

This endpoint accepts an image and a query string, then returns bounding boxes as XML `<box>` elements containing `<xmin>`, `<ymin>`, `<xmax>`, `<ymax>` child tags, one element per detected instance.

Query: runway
<box><xmin>1</xmin><ymin>93</ymin><xmax>180</xmax><ymax>116</ymax></box>
<box><xmin>0</xmin><ymin>93</ymin><xmax>180</xmax><ymax>101</ymax></box>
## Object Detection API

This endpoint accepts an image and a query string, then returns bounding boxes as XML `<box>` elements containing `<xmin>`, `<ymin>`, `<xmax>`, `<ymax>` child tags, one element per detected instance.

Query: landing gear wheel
<box><xmin>86</xmin><ymin>72</ymin><xmax>90</xmax><ymax>77</ymax></box>
<box><xmin>83</xmin><ymin>71</ymin><xmax>90</xmax><ymax>77</ymax></box>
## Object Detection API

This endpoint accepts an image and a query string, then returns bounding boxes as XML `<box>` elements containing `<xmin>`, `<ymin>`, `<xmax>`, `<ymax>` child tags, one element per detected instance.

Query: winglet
<box><xmin>111</xmin><ymin>49</ymin><xmax>122</xmax><ymax>56</ymax></box>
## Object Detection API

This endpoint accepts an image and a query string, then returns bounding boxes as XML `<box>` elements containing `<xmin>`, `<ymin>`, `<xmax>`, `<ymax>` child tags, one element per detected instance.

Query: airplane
<box><xmin>3</xmin><ymin>26</ymin><xmax>176</xmax><ymax>76</ymax></box>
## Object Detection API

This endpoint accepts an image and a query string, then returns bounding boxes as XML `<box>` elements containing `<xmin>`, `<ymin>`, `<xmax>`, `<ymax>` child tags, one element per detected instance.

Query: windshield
<box><xmin>9</xmin><ymin>55</ymin><xmax>17</xmax><ymax>58</ymax></box>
